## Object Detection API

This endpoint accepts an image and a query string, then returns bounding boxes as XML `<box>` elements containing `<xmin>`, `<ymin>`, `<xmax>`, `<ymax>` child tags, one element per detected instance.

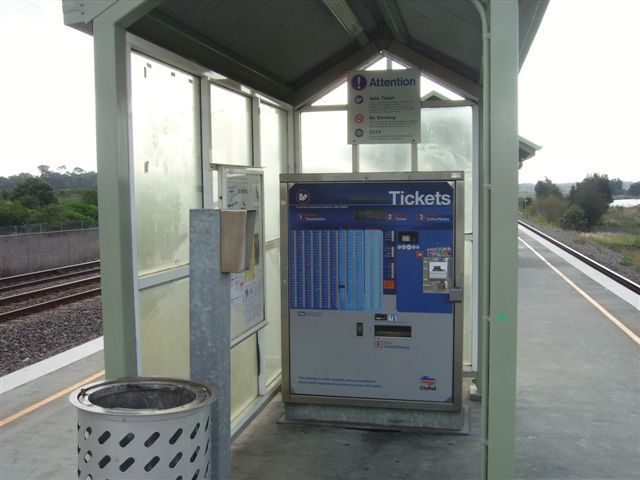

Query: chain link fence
<box><xmin>0</xmin><ymin>220</ymin><xmax>99</xmax><ymax>236</ymax></box>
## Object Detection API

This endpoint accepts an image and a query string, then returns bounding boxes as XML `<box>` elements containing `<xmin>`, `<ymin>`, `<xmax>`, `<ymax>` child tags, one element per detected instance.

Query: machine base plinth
<box><xmin>280</xmin><ymin>403</ymin><xmax>468</xmax><ymax>434</ymax></box>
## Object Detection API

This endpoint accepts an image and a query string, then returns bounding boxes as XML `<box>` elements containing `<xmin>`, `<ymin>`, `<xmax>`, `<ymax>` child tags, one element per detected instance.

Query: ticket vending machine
<box><xmin>281</xmin><ymin>172</ymin><xmax>464</xmax><ymax>417</ymax></box>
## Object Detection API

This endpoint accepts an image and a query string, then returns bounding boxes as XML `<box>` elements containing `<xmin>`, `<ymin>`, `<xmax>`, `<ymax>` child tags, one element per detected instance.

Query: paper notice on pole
<box><xmin>347</xmin><ymin>69</ymin><xmax>420</xmax><ymax>144</ymax></box>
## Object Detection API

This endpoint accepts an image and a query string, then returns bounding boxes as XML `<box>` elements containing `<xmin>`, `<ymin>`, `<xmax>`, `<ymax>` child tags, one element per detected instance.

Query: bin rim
<box><xmin>69</xmin><ymin>376</ymin><xmax>216</xmax><ymax>416</ymax></box>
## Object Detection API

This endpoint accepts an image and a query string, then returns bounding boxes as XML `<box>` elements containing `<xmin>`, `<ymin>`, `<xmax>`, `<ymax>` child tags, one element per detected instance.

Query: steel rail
<box><xmin>0</xmin><ymin>288</ymin><xmax>102</xmax><ymax>324</ymax></box>
<box><xmin>0</xmin><ymin>269</ymin><xmax>101</xmax><ymax>295</ymax></box>
<box><xmin>0</xmin><ymin>261</ymin><xmax>100</xmax><ymax>288</ymax></box>
<box><xmin>518</xmin><ymin>220</ymin><xmax>640</xmax><ymax>295</ymax></box>
<box><xmin>0</xmin><ymin>276</ymin><xmax>101</xmax><ymax>306</ymax></box>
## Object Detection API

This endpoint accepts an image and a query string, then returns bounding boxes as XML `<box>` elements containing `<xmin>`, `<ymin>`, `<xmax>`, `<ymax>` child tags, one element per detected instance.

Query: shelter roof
<box><xmin>64</xmin><ymin>0</ymin><xmax>548</xmax><ymax>106</ymax></box>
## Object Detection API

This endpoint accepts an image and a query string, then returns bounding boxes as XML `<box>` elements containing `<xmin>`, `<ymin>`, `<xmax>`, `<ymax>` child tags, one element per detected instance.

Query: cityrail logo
<box><xmin>419</xmin><ymin>375</ymin><xmax>437</xmax><ymax>391</ymax></box>
<box><xmin>389</xmin><ymin>190</ymin><xmax>451</xmax><ymax>206</ymax></box>
<box><xmin>295</xmin><ymin>189</ymin><xmax>311</xmax><ymax>204</ymax></box>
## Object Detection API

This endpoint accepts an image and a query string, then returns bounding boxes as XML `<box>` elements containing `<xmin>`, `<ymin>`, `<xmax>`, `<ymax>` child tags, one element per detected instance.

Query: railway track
<box><xmin>0</xmin><ymin>262</ymin><xmax>102</xmax><ymax>324</ymax></box>
<box><xmin>518</xmin><ymin>220</ymin><xmax>640</xmax><ymax>295</ymax></box>
<box><xmin>0</xmin><ymin>261</ymin><xmax>100</xmax><ymax>291</ymax></box>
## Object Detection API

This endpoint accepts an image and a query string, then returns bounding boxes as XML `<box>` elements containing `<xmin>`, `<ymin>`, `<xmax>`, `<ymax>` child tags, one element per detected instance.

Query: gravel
<box><xmin>0</xmin><ymin>296</ymin><xmax>102</xmax><ymax>376</ymax></box>
<box><xmin>520</xmin><ymin>217</ymin><xmax>640</xmax><ymax>285</ymax></box>
<box><xmin>2</xmin><ymin>220</ymin><xmax>635</xmax><ymax>378</ymax></box>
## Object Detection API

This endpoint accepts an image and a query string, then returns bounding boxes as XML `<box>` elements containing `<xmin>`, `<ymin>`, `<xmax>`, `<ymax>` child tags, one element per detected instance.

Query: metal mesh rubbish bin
<box><xmin>70</xmin><ymin>377</ymin><xmax>216</xmax><ymax>480</ymax></box>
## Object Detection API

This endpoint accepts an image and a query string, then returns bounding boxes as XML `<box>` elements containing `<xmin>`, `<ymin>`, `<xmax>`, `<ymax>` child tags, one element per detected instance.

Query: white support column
<box><xmin>92</xmin><ymin>0</ymin><xmax>159</xmax><ymax>378</ymax></box>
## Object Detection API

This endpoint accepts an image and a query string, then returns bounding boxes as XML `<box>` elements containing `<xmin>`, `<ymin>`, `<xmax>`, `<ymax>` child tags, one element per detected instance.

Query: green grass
<box><xmin>600</xmin><ymin>206</ymin><xmax>640</xmax><ymax>230</ymax></box>
<box><xmin>580</xmin><ymin>231</ymin><xmax>640</xmax><ymax>272</ymax></box>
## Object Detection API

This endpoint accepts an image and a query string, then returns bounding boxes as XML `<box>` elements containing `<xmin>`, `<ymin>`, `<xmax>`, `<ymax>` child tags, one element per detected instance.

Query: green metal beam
<box><xmin>385</xmin><ymin>40</ymin><xmax>481</xmax><ymax>101</ymax></box>
<box><xmin>323</xmin><ymin>0</ymin><xmax>370</xmax><ymax>47</ymax></box>
<box><xmin>286</xmin><ymin>42</ymin><xmax>380</xmax><ymax>108</ymax></box>
<box><xmin>377</xmin><ymin>0</ymin><xmax>410</xmax><ymax>45</ymax></box>
<box><xmin>483</xmin><ymin>0</ymin><xmax>520</xmax><ymax>477</ymax></box>
<box><xmin>92</xmin><ymin>0</ymin><xmax>159</xmax><ymax>378</ymax></box>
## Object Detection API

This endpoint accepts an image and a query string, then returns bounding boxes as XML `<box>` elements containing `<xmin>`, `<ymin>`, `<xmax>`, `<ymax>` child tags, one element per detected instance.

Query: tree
<box><xmin>627</xmin><ymin>181</ymin><xmax>640</xmax><ymax>196</ymax></box>
<box><xmin>37</xmin><ymin>165</ymin><xmax>52</xmax><ymax>178</ymax></box>
<box><xmin>10</xmin><ymin>177</ymin><xmax>58</xmax><ymax>208</ymax></box>
<box><xmin>569</xmin><ymin>173</ymin><xmax>612</xmax><ymax>228</ymax></box>
<box><xmin>608</xmin><ymin>178</ymin><xmax>624</xmax><ymax>196</ymax></box>
<box><xmin>534</xmin><ymin>177</ymin><xmax>563</xmax><ymax>199</ymax></box>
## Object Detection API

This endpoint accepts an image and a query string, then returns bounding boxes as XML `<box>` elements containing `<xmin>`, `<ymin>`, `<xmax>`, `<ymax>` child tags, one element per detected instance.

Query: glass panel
<box><xmin>139</xmin><ymin>278</ymin><xmax>190</xmax><ymax>378</ymax></box>
<box><xmin>260</xmin><ymin>104</ymin><xmax>287</xmax><ymax>241</ymax></box>
<box><xmin>263</xmin><ymin>245</ymin><xmax>282</xmax><ymax>385</ymax></box>
<box><xmin>311</xmin><ymin>83</ymin><xmax>347</xmax><ymax>106</ymax></box>
<box><xmin>391</xmin><ymin>60</ymin><xmax>407</xmax><ymax>70</ymax></box>
<box><xmin>418</xmin><ymin>106</ymin><xmax>474</xmax><ymax>371</ymax></box>
<box><xmin>420</xmin><ymin>76</ymin><xmax>464</xmax><ymax>101</ymax></box>
<box><xmin>418</xmin><ymin>106</ymin><xmax>473</xmax><ymax>231</ymax></box>
<box><xmin>359</xmin><ymin>144</ymin><xmax>411</xmax><ymax>172</ymax></box>
<box><xmin>418</xmin><ymin>107</ymin><xmax>472</xmax><ymax>169</ymax></box>
<box><xmin>301</xmin><ymin>111</ymin><xmax>351</xmax><ymax>173</ymax></box>
<box><xmin>131</xmin><ymin>53</ymin><xmax>202</xmax><ymax>276</ymax></box>
<box><xmin>231</xmin><ymin>335</ymin><xmax>259</xmax><ymax>420</ymax></box>
<box><xmin>211</xmin><ymin>84</ymin><xmax>253</xmax><ymax>166</ymax></box>
<box><xmin>365</xmin><ymin>57</ymin><xmax>387</xmax><ymax>70</ymax></box>
<box><xmin>463</xmin><ymin>237</ymin><xmax>473</xmax><ymax>369</ymax></box>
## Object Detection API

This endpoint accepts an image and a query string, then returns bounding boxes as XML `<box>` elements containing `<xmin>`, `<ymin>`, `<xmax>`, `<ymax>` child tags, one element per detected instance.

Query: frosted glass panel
<box><xmin>131</xmin><ymin>53</ymin><xmax>202</xmax><ymax>276</ymax></box>
<box><xmin>263</xmin><ymin>245</ymin><xmax>282</xmax><ymax>385</ymax></box>
<box><xmin>365</xmin><ymin>58</ymin><xmax>387</xmax><ymax>70</ymax></box>
<box><xmin>418</xmin><ymin>106</ymin><xmax>473</xmax><ymax>232</ymax></box>
<box><xmin>420</xmin><ymin>77</ymin><xmax>464</xmax><ymax>101</ymax></box>
<box><xmin>231</xmin><ymin>335</ymin><xmax>259</xmax><ymax>420</ymax></box>
<box><xmin>260</xmin><ymin>104</ymin><xmax>287</xmax><ymax>241</ymax></box>
<box><xmin>301</xmin><ymin>111</ymin><xmax>351</xmax><ymax>173</ymax></box>
<box><xmin>139</xmin><ymin>278</ymin><xmax>189</xmax><ymax>378</ymax></box>
<box><xmin>463</xmin><ymin>238</ymin><xmax>473</xmax><ymax>369</ymax></box>
<box><xmin>311</xmin><ymin>83</ymin><xmax>347</xmax><ymax>106</ymax></box>
<box><xmin>211</xmin><ymin>84</ymin><xmax>253</xmax><ymax>166</ymax></box>
<box><xmin>359</xmin><ymin>144</ymin><xmax>411</xmax><ymax>172</ymax></box>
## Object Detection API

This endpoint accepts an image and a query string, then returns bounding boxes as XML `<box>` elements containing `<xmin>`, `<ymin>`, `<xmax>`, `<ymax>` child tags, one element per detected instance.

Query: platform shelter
<box><xmin>63</xmin><ymin>1</ymin><xmax>548</xmax><ymax>477</ymax></box>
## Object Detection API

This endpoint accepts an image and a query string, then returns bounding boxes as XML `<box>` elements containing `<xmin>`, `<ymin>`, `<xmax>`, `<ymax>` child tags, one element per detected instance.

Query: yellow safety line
<box><xmin>519</xmin><ymin>237</ymin><xmax>640</xmax><ymax>347</ymax></box>
<box><xmin>0</xmin><ymin>370</ymin><xmax>105</xmax><ymax>428</ymax></box>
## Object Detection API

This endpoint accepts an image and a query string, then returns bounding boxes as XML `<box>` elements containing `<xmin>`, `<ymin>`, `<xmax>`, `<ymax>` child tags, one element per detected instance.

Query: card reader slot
<box><xmin>374</xmin><ymin>325</ymin><xmax>412</xmax><ymax>338</ymax></box>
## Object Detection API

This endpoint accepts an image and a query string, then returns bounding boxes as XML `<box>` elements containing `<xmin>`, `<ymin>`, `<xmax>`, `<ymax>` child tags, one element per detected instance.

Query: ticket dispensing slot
<box><xmin>374</xmin><ymin>325</ymin><xmax>412</xmax><ymax>338</ymax></box>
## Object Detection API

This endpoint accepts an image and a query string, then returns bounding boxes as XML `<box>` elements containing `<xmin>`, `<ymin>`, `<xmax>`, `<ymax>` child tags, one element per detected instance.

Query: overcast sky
<box><xmin>0</xmin><ymin>0</ymin><xmax>638</xmax><ymax>184</ymax></box>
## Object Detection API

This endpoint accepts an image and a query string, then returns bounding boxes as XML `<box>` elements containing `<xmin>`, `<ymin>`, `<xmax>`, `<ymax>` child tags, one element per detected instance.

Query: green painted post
<box><xmin>485</xmin><ymin>1</ymin><xmax>520</xmax><ymax>478</ymax></box>
<box><xmin>92</xmin><ymin>1</ymin><xmax>160</xmax><ymax>378</ymax></box>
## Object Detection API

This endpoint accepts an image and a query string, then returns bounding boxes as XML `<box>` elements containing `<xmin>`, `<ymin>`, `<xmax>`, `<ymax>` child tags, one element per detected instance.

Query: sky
<box><xmin>0</xmin><ymin>0</ymin><xmax>95</xmax><ymax>177</ymax></box>
<box><xmin>518</xmin><ymin>0</ymin><xmax>640</xmax><ymax>183</ymax></box>
<box><xmin>0</xmin><ymin>0</ymin><xmax>638</xmax><ymax>184</ymax></box>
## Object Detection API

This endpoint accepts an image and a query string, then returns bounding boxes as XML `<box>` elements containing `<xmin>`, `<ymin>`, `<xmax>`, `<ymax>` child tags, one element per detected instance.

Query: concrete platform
<box><xmin>1</xmin><ymin>230</ymin><xmax>638</xmax><ymax>479</ymax></box>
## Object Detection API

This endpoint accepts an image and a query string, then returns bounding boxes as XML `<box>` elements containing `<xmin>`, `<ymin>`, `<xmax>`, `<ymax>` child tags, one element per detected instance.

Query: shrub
<box><xmin>560</xmin><ymin>204</ymin><xmax>588</xmax><ymax>231</ymax></box>
<box><xmin>63</xmin><ymin>201</ymin><xmax>98</xmax><ymax>221</ymax></box>
<box><xmin>81</xmin><ymin>189</ymin><xmax>98</xmax><ymax>206</ymax></box>
<box><xmin>0</xmin><ymin>201</ymin><xmax>33</xmax><ymax>227</ymax></box>
<box><xmin>528</xmin><ymin>196</ymin><xmax>569</xmax><ymax>225</ymax></box>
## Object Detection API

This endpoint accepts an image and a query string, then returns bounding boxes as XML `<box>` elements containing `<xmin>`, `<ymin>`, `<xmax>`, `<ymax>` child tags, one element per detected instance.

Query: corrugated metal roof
<box><xmin>156</xmin><ymin>0</ymin><xmax>357</xmax><ymax>84</ymax></box>
<box><xmin>66</xmin><ymin>0</ymin><xmax>548</xmax><ymax>105</ymax></box>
